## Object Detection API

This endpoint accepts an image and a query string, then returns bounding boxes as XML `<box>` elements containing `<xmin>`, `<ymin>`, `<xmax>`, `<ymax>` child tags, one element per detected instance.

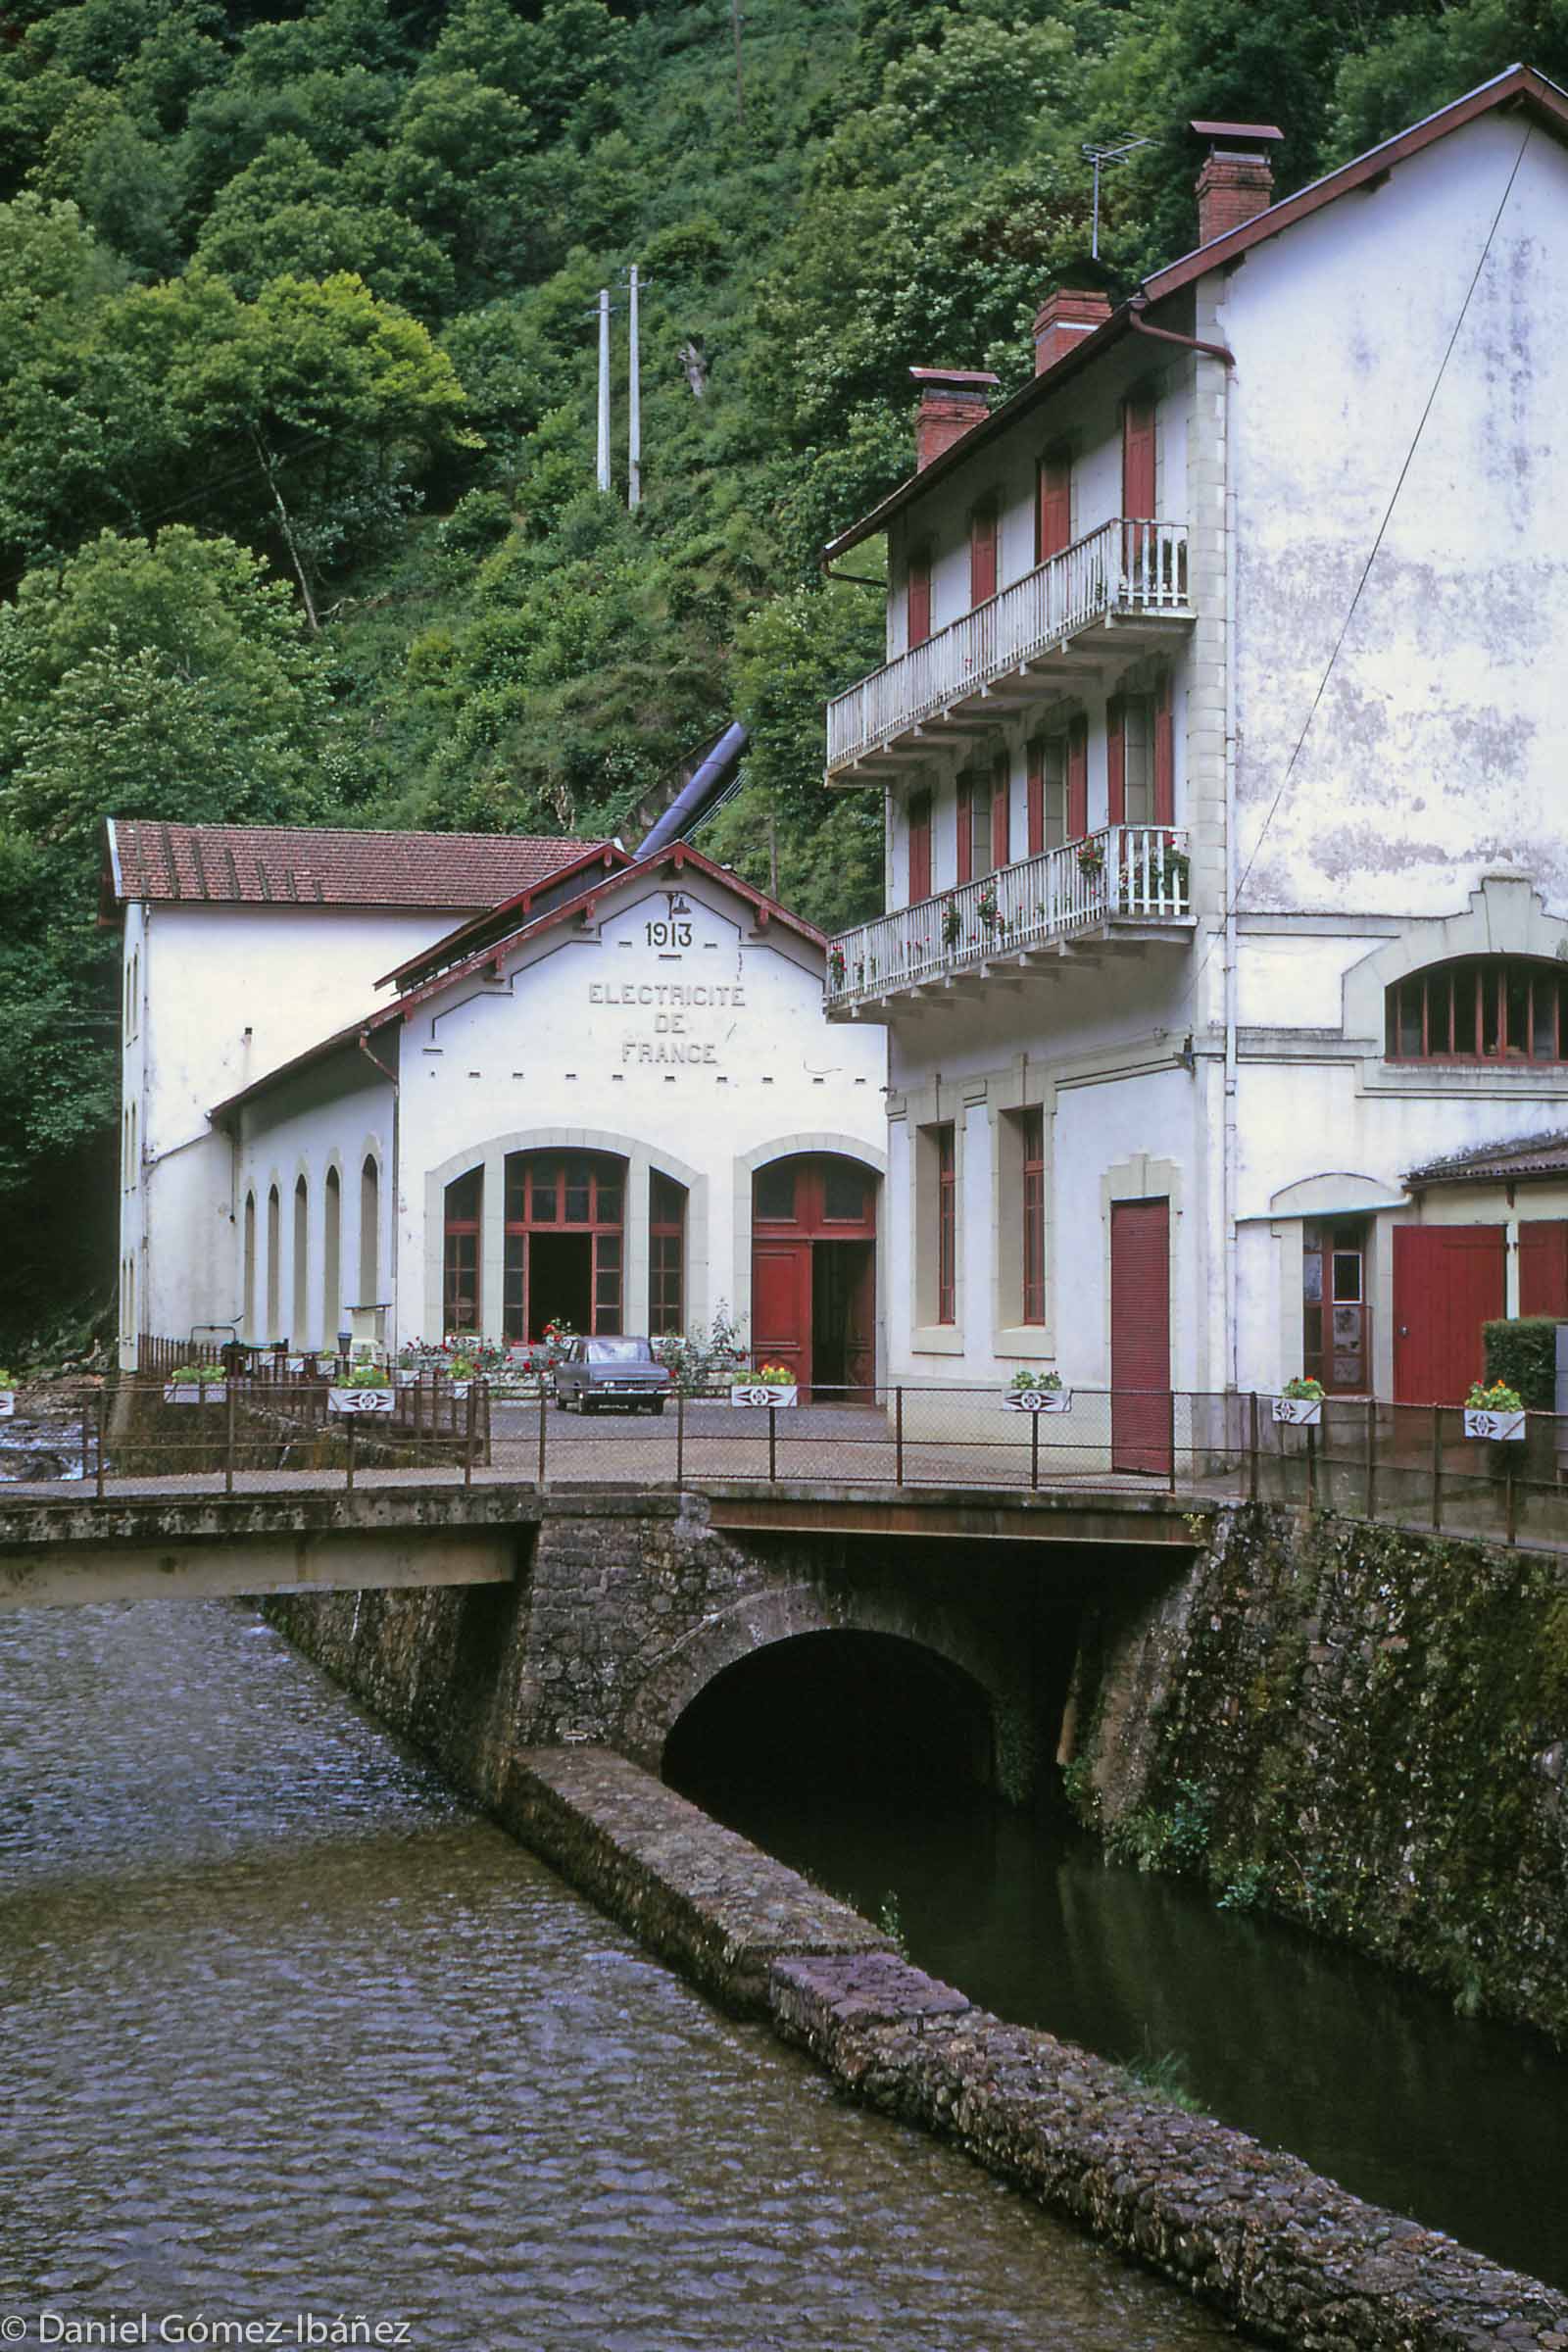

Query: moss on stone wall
<box><xmin>1069</xmin><ymin>1507</ymin><xmax>1568</xmax><ymax>2045</ymax></box>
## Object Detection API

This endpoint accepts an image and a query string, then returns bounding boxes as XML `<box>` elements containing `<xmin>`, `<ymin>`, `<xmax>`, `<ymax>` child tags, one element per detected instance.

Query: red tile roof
<box><xmin>1406</xmin><ymin>1130</ymin><xmax>1568</xmax><ymax>1187</ymax></box>
<box><xmin>104</xmin><ymin>819</ymin><xmax>603</xmax><ymax>911</ymax></box>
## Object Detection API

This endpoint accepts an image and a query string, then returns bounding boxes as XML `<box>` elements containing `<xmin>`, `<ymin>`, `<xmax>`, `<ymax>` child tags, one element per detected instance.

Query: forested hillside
<box><xmin>0</xmin><ymin>0</ymin><xmax>1562</xmax><ymax>1350</ymax></box>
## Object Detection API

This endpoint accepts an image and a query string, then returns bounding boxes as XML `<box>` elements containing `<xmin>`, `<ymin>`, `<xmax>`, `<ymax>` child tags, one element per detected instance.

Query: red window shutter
<box><xmin>1121</xmin><ymin>392</ymin><xmax>1155</xmax><ymax>518</ymax></box>
<box><xmin>1520</xmin><ymin>1220</ymin><xmax>1568</xmax><ymax>1317</ymax></box>
<box><xmin>1152</xmin><ymin>669</ymin><xmax>1174</xmax><ymax>827</ymax></box>
<box><xmin>907</xmin><ymin>547</ymin><xmax>931</xmax><ymax>649</ymax></box>
<box><xmin>991</xmin><ymin>757</ymin><xmax>1009</xmax><ymax>869</ymax></box>
<box><xmin>970</xmin><ymin>504</ymin><xmax>997</xmax><ymax>607</ymax></box>
<box><xmin>1026</xmin><ymin>740</ymin><xmax>1044</xmax><ymax>857</ymax></box>
<box><xmin>1066</xmin><ymin>716</ymin><xmax>1088</xmax><ymax>841</ymax></box>
<box><xmin>1037</xmin><ymin>452</ymin><xmax>1071</xmax><ymax>563</ymax></box>
<box><xmin>907</xmin><ymin>789</ymin><xmax>932</xmax><ymax>904</ymax></box>
<box><xmin>956</xmin><ymin>774</ymin><xmax>974</xmax><ymax>885</ymax></box>
<box><xmin>1106</xmin><ymin>698</ymin><xmax>1126</xmax><ymax>826</ymax></box>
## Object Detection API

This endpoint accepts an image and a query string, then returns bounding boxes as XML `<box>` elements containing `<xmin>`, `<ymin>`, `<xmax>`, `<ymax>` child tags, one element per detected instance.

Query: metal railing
<box><xmin>825</xmin><ymin>826</ymin><xmax>1190</xmax><ymax>1009</ymax></box>
<box><xmin>7</xmin><ymin>1385</ymin><xmax>1568</xmax><ymax>1557</ymax></box>
<box><xmin>826</xmin><ymin>518</ymin><xmax>1191</xmax><ymax>771</ymax></box>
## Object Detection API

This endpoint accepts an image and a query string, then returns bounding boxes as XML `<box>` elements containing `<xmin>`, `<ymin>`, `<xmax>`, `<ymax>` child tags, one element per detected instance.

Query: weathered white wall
<box><xmin>122</xmin><ymin>900</ymin><xmax>485</xmax><ymax>1353</ymax></box>
<box><xmin>398</xmin><ymin>873</ymin><xmax>886</xmax><ymax>1350</ymax></box>
<box><xmin>1227</xmin><ymin>114</ymin><xmax>1568</xmax><ymax>920</ymax></box>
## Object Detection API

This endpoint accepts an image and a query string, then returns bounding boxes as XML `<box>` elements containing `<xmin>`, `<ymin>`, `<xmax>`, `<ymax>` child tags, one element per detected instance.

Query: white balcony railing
<box><xmin>824</xmin><ymin>826</ymin><xmax>1191</xmax><ymax>1011</ymax></box>
<box><xmin>826</xmin><ymin>517</ymin><xmax>1190</xmax><ymax>772</ymax></box>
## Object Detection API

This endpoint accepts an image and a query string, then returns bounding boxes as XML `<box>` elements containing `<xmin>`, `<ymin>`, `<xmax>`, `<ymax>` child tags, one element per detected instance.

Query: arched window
<box><xmin>1386</xmin><ymin>956</ymin><xmax>1568</xmax><ymax>1063</ymax></box>
<box><xmin>322</xmin><ymin>1166</ymin><xmax>341</xmax><ymax>1338</ymax></box>
<box><xmin>292</xmin><ymin>1175</ymin><xmax>309</xmax><ymax>1342</ymax></box>
<box><xmin>649</xmin><ymin>1171</ymin><xmax>687</xmax><ymax>1335</ymax></box>
<box><xmin>266</xmin><ymin>1185</ymin><xmax>280</xmax><ymax>1341</ymax></box>
<box><xmin>443</xmin><ymin>1168</ymin><xmax>482</xmax><ymax>1332</ymax></box>
<box><xmin>243</xmin><ymin>1192</ymin><xmax>257</xmax><ymax>1340</ymax></box>
<box><xmin>359</xmin><ymin>1155</ymin><xmax>379</xmax><ymax>1304</ymax></box>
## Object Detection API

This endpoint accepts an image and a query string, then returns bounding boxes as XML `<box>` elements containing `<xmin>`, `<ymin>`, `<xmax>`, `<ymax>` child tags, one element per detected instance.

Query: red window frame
<box><xmin>1036</xmin><ymin>449</ymin><xmax>1071</xmax><ymax>564</ymax></box>
<box><xmin>1026</xmin><ymin>739</ymin><xmax>1045</xmax><ymax>857</ymax></box>
<box><xmin>1020</xmin><ymin>1107</ymin><xmax>1045</xmax><ymax>1325</ymax></box>
<box><xmin>969</xmin><ymin>502</ymin><xmax>998</xmax><ymax>608</ymax></box>
<box><xmin>502</xmin><ymin>1151</ymin><xmax>625</xmax><ymax>1341</ymax></box>
<box><xmin>907</xmin><ymin>788</ymin><xmax>932</xmax><ymax>904</ymax></box>
<box><xmin>907</xmin><ymin>544</ymin><xmax>932</xmax><ymax>649</ymax></box>
<box><xmin>1066</xmin><ymin>715</ymin><xmax>1088</xmax><ymax>841</ymax></box>
<box><xmin>990</xmin><ymin>755</ymin><xmax>1009</xmax><ymax>870</ymax></box>
<box><xmin>936</xmin><ymin>1124</ymin><xmax>956</xmax><ymax>1325</ymax></box>
<box><xmin>443</xmin><ymin>1167</ymin><xmax>483</xmax><ymax>1333</ymax></box>
<box><xmin>956</xmin><ymin>773</ymin><xmax>975</xmax><ymax>886</ymax></box>
<box><xmin>1386</xmin><ymin>957</ymin><xmax>1568</xmax><ymax>1062</ymax></box>
<box><xmin>649</xmin><ymin>1169</ymin><xmax>686</xmax><ymax>1336</ymax></box>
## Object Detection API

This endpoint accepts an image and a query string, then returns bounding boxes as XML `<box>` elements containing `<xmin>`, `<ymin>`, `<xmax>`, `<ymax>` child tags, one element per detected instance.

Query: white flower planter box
<box><xmin>730</xmin><ymin>1383</ymin><xmax>799</xmax><ymax>1408</ymax></box>
<box><xmin>1273</xmin><ymin>1396</ymin><xmax>1323</xmax><ymax>1427</ymax></box>
<box><xmin>0</xmin><ymin>1390</ymin><xmax>14</xmax><ymax>1420</ymax></box>
<box><xmin>165</xmin><ymin>1383</ymin><xmax>226</xmax><ymax>1405</ymax></box>
<box><xmin>1004</xmin><ymin>1388</ymin><xmax>1071</xmax><ymax>1413</ymax></box>
<box><xmin>1463</xmin><ymin>1407</ymin><xmax>1526</xmax><ymax>1443</ymax></box>
<box><xmin>328</xmin><ymin>1387</ymin><xmax>395</xmax><ymax>1416</ymax></box>
<box><xmin>394</xmin><ymin>1369</ymin><xmax>419</xmax><ymax>1387</ymax></box>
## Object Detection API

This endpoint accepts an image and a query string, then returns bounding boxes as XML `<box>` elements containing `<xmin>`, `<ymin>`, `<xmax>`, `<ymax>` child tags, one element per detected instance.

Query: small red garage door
<box><xmin>1392</xmin><ymin>1226</ymin><xmax>1506</xmax><ymax>1403</ymax></box>
<box><xmin>1110</xmin><ymin>1197</ymin><xmax>1171</xmax><ymax>1474</ymax></box>
<box><xmin>1519</xmin><ymin>1219</ymin><xmax>1568</xmax><ymax>1319</ymax></box>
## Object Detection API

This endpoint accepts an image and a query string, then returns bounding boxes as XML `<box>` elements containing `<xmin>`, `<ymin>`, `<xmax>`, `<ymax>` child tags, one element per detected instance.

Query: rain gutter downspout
<box><xmin>1127</xmin><ymin>297</ymin><xmax>1236</xmax><ymax>369</ymax></box>
<box><xmin>1129</xmin><ymin>297</ymin><xmax>1240</xmax><ymax>1390</ymax></box>
<box><xmin>359</xmin><ymin>1026</ymin><xmax>399</xmax><ymax>1337</ymax></box>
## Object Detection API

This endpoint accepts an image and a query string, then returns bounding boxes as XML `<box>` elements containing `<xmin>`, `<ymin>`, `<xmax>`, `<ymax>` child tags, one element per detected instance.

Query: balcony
<box><xmin>824</xmin><ymin>827</ymin><xmax>1194</xmax><ymax>1015</ymax></box>
<box><xmin>826</xmin><ymin>517</ymin><xmax>1192</xmax><ymax>778</ymax></box>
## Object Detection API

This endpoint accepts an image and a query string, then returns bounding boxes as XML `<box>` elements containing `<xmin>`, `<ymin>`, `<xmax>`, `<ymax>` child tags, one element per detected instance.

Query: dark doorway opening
<box><xmin>810</xmin><ymin>1240</ymin><xmax>875</xmax><ymax>1396</ymax></box>
<box><xmin>663</xmin><ymin>1631</ymin><xmax>994</xmax><ymax>1806</ymax></box>
<box><xmin>527</xmin><ymin>1233</ymin><xmax>591</xmax><ymax>1342</ymax></box>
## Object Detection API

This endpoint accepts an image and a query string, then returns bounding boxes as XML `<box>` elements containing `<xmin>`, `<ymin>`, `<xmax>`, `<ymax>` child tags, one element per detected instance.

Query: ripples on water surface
<box><xmin>0</xmin><ymin>1602</ymin><xmax>1237</xmax><ymax>2351</ymax></box>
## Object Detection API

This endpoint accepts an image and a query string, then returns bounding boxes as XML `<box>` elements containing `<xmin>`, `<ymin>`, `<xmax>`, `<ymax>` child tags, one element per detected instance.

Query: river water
<box><xmin>674</xmin><ymin>1770</ymin><xmax>1568</xmax><ymax>2294</ymax></box>
<box><xmin>0</xmin><ymin>1601</ymin><xmax>1240</xmax><ymax>2352</ymax></box>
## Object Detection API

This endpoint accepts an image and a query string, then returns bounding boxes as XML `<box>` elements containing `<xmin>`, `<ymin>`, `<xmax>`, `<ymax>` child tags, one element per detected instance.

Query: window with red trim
<box><xmin>649</xmin><ymin>1170</ymin><xmax>686</xmax><ymax>1335</ymax></box>
<box><xmin>907</xmin><ymin>544</ymin><xmax>932</xmax><ymax>648</ymax></box>
<box><xmin>936</xmin><ymin>1124</ymin><xmax>956</xmax><ymax>1324</ymax></box>
<box><xmin>907</xmin><ymin>788</ymin><xmax>932</xmax><ymax>903</ymax></box>
<box><xmin>443</xmin><ymin>1167</ymin><xmax>482</xmax><ymax>1332</ymax></box>
<box><xmin>969</xmin><ymin>502</ymin><xmax>997</xmax><ymax>607</ymax></box>
<box><xmin>1386</xmin><ymin>957</ymin><xmax>1568</xmax><ymax>1062</ymax></box>
<box><xmin>1029</xmin><ymin>736</ymin><xmax>1067</xmax><ymax>854</ymax></box>
<box><xmin>1020</xmin><ymin>1107</ymin><xmax>1045</xmax><ymax>1324</ymax></box>
<box><xmin>990</xmin><ymin>755</ymin><xmax>1009</xmax><ymax>869</ymax></box>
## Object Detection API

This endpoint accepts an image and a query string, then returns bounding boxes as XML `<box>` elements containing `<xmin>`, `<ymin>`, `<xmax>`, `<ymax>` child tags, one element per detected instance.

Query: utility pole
<box><xmin>596</xmin><ymin>286</ymin><xmax>612</xmax><ymax>495</ymax></box>
<box><xmin>627</xmin><ymin>264</ymin><xmax>642</xmax><ymax>510</ymax></box>
<box><xmin>730</xmin><ymin>0</ymin><xmax>745</xmax><ymax>125</ymax></box>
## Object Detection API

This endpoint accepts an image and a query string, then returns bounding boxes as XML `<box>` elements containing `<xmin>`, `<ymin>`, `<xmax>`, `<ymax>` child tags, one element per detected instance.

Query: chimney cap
<box><xmin>1191</xmin><ymin>119</ymin><xmax>1284</xmax><ymax>144</ymax></box>
<box><xmin>908</xmin><ymin>366</ymin><xmax>1001</xmax><ymax>389</ymax></box>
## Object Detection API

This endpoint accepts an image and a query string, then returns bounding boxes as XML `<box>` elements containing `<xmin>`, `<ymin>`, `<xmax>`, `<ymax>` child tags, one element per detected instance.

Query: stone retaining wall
<box><xmin>504</xmin><ymin>1749</ymin><xmax>1568</xmax><ymax>2352</ymax></box>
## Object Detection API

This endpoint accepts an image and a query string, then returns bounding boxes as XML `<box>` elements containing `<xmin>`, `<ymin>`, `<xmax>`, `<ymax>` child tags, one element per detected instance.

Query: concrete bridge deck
<box><xmin>0</xmin><ymin>1476</ymin><xmax>1209</xmax><ymax>1606</ymax></box>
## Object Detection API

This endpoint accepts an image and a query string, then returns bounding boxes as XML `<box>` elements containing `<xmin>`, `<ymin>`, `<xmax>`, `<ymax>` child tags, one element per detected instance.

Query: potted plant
<box><xmin>976</xmin><ymin>885</ymin><xmax>1000</xmax><ymax>929</ymax></box>
<box><xmin>1463</xmin><ymin>1379</ymin><xmax>1526</xmax><ymax>1443</ymax></box>
<box><xmin>165</xmin><ymin>1362</ymin><xmax>227</xmax><ymax>1404</ymax></box>
<box><xmin>329</xmin><ymin>1360</ymin><xmax>395</xmax><ymax>1414</ymax></box>
<box><xmin>730</xmin><ymin>1360</ymin><xmax>799</xmax><ymax>1407</ymax></box>
<box><xmin>1003</xmin><ymin>1368</ymin><xmax>1071</xmax><ymax>1413</ymax></box>
<box><xmin>828</xmin><ymin>944</ymin><xmax>847</xmax><ymax>988</ymax></box>
<box><xmin>941</xmin><ymin>903</ymin><xmax>963</xmax><ymax>951</ymax></box>
<box><xmin>1076</xmin><ymin>842</ymin><xmax>1104</xmax><ymax>883</ymax></box>
<box><xmin>1273</xmin><ymin>1375</ymin><xmax>1325</xmax><ymax>1426</ymax></box>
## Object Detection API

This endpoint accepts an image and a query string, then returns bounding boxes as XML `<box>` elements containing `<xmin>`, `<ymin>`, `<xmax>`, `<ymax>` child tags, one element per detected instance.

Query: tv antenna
<box><xmin>1082</xmin><ymin>137</ymin><xmax>1151</xmax><ymax>258</ymax></box>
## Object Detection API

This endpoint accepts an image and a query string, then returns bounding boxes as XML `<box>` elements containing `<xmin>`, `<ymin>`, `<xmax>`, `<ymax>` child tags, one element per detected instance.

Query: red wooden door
<box><xmin>907</xmin><ymin>548</ymin><xmax>931</xmax><ymax>649</ymax></box>
<box><xmin>907</xmin><ymin>789</ymin><xmax>932</xmax><ymax>903</ymax></box>
<box><xmin>1519</xmin><ymin>1219</ymin><xmax>1568</xmax><ymax>1317</ymax></box>
<box><xmin>1392</xmin><ymin>1226</ymin><xmax>1506</xmax><ymax>1403</ymax></box>
<box><xmin>1110</xmin><ymin>1198</ymin><xmax>1171</xmax><ymax>1473</ymax></box>
<box><xmin>970</xmin><ymin>504</ymin><xmax>997</xmax><ymax>607</ymax></box>
<box><xmin>1066</xmin><ymin>717</ymin><xmax>1088</xmax><ymax>841</ymax></box>
<box><xmin>751</xmin><ymin>1241</ymin><xmax>810</xmax><ymax>1392</ymax></box>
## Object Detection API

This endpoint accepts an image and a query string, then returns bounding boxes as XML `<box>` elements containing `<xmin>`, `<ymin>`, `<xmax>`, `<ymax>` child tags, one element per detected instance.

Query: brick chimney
<box><xmin>910</xmin><ymin>367</ymin><xmax>1000</xmax><ymax>471</ymax></box>
<box><xmin>1192</xmin><ymin>120</ymin><xmax>1283</xmax><ymax>246</ymax></box>
<box><xmin>1032</xmin><ymin>286</ymin><xmax>1113</xmax><ymax>375</ymax></box>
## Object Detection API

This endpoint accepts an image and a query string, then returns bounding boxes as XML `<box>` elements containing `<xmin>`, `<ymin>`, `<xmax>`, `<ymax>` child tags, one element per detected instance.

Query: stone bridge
<box><xmin>0</xmin><ymin>1479</ymin><xmax>1205</xmax><ymax>1798</ymax></box>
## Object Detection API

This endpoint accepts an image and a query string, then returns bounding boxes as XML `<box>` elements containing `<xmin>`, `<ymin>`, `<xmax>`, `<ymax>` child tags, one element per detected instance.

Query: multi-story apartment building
<box><xmin>823</xmin><ymin>66</ymin><xmax>1568</xmax><ymax>1416</ymax></box>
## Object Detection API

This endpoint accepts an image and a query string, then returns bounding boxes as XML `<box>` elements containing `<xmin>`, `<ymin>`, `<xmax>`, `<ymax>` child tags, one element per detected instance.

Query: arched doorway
<box><xmin>504</xmin><ymin>1150</ymin><xmax>626</xmax><ymax>1342</ymax></box>
<box><xmin>751</xmin><ymin>1152</ymin><xmax>876</xmax><ymax>1398</ymax></box>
